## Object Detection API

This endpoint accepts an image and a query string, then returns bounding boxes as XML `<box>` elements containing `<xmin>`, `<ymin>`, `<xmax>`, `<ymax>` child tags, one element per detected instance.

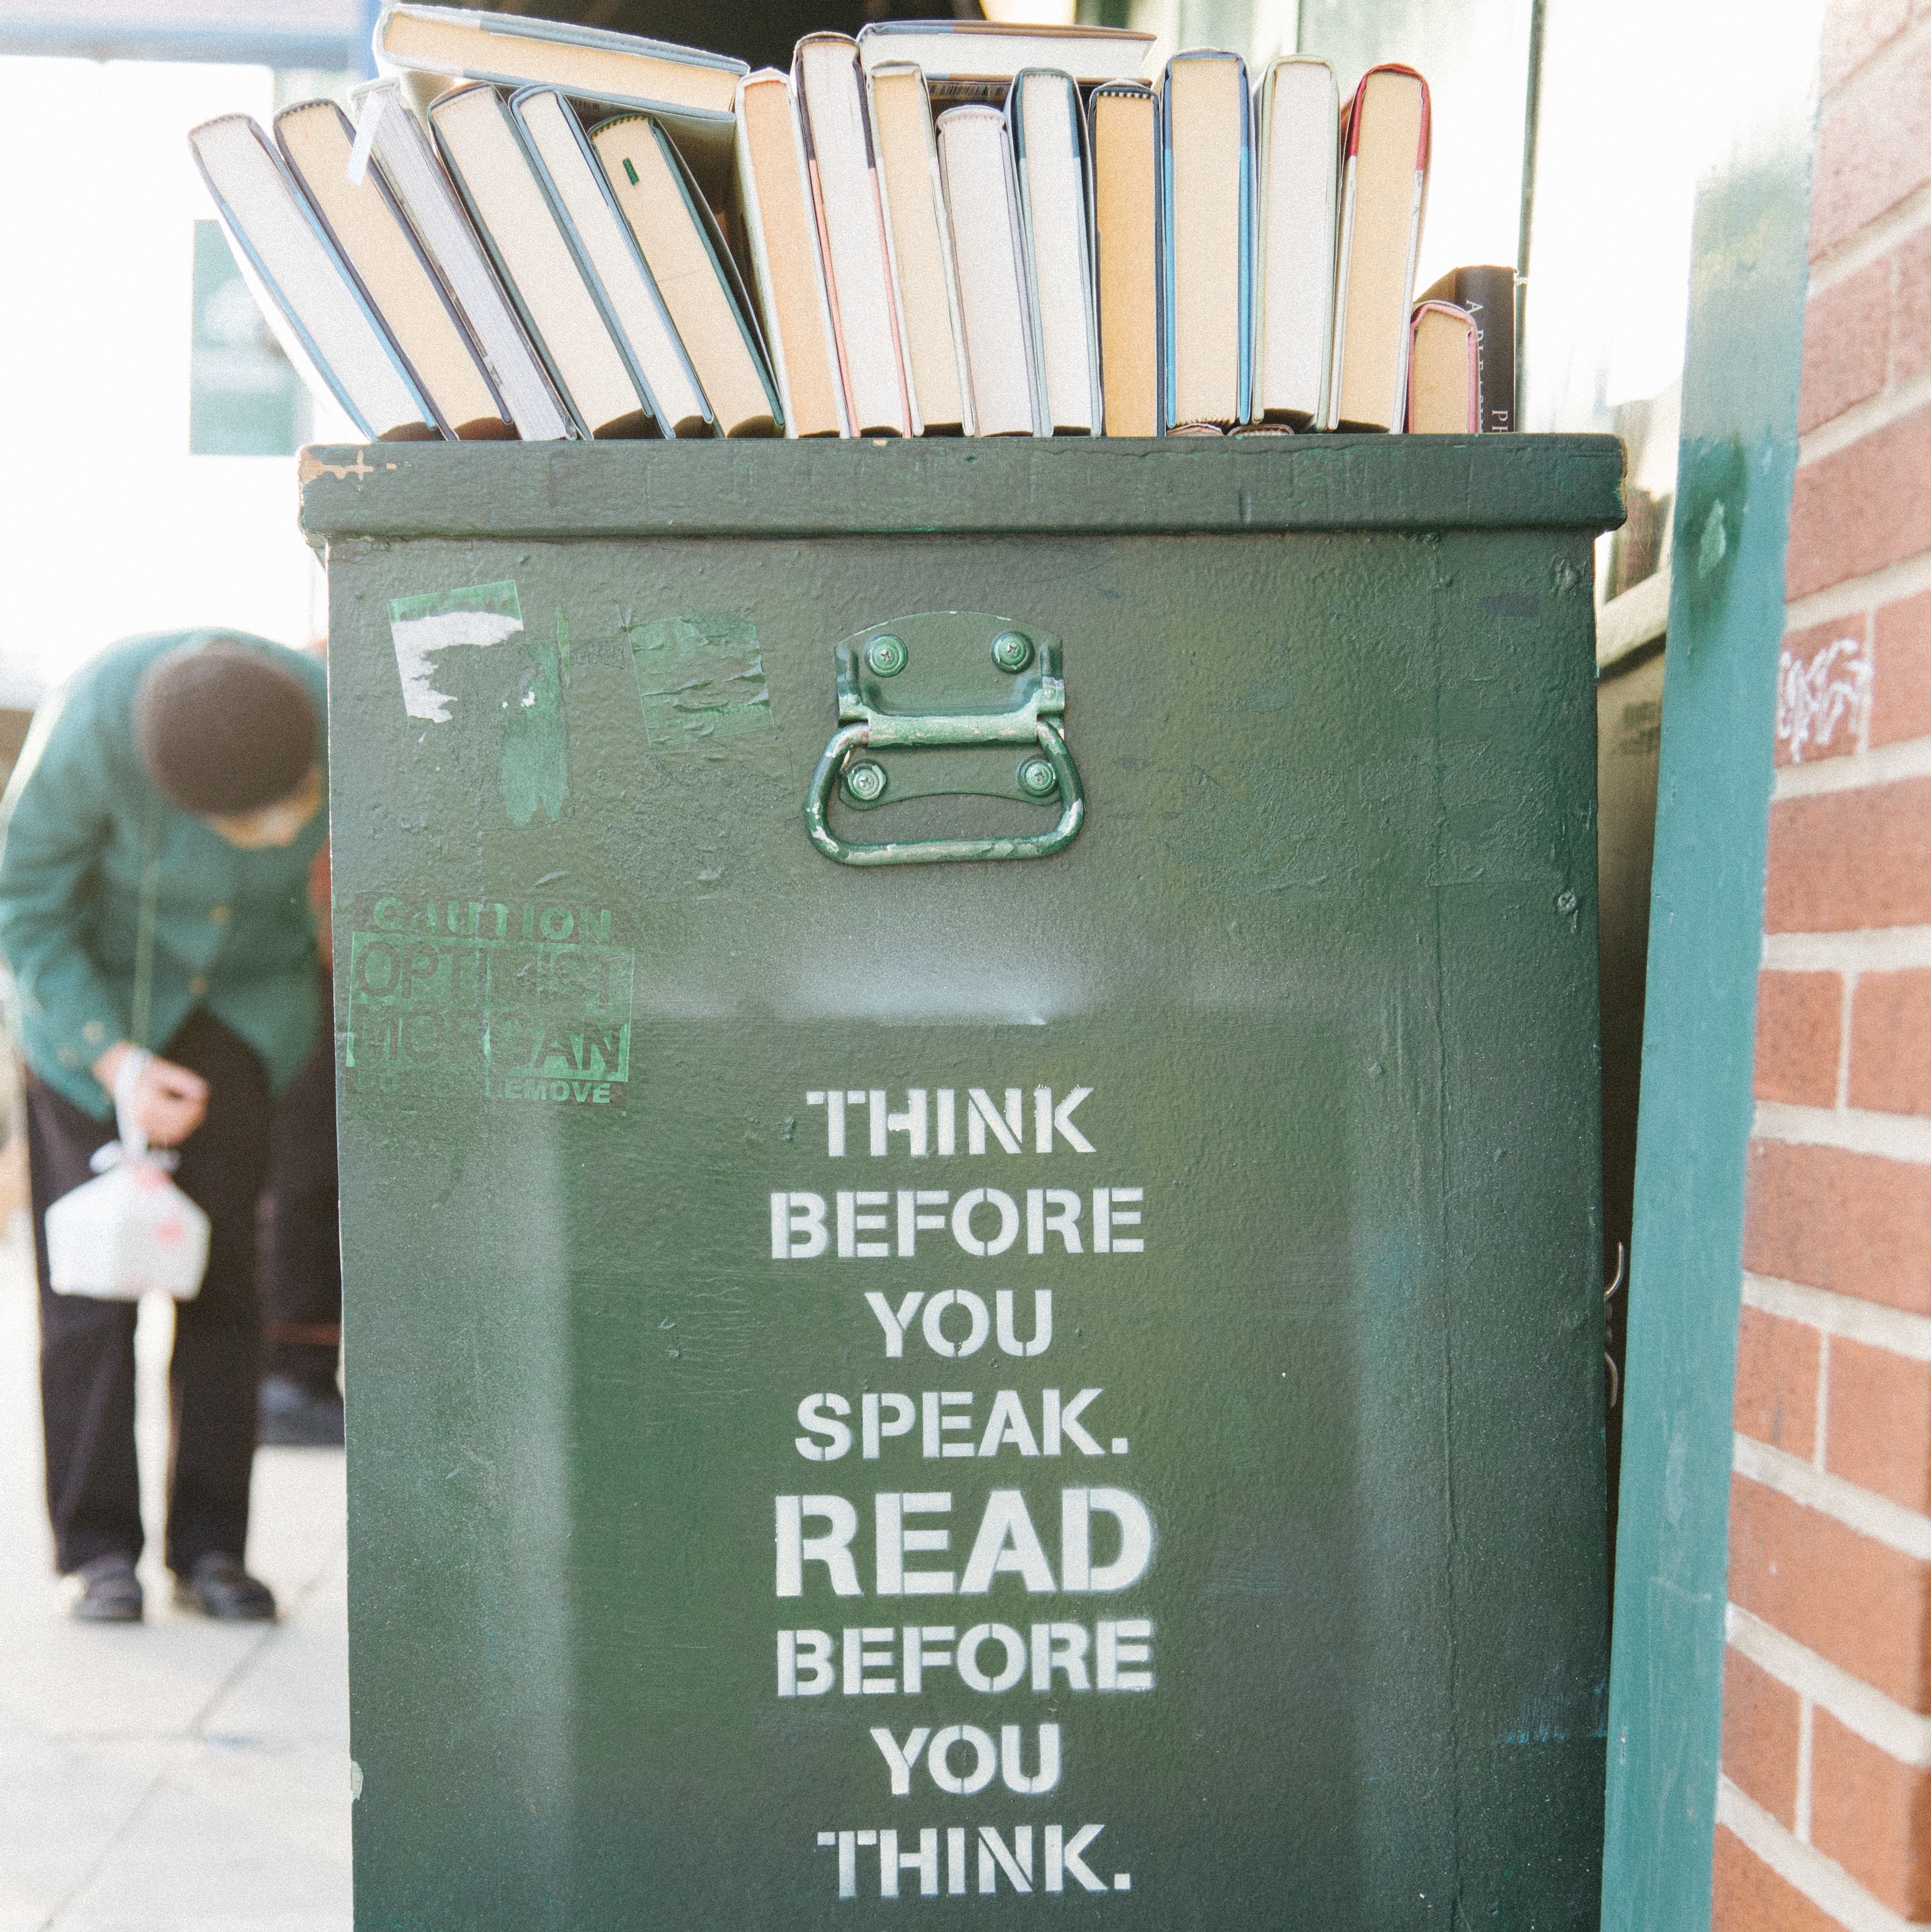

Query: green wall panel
<box><xmin>1599</xmin><ymin>17</ymin><xmax>1823</xmax><ymax>1927</ymax></box>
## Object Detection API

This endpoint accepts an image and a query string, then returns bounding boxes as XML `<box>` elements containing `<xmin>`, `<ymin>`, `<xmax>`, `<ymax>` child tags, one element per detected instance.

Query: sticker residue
<box><xmin>628</xmin><ymin>612</ymin><xmax>773</xmax><ymax>748</ymax></box>
<box><xmin>500</xmin><ymin>619</ymin><xmax>568</xmax><ymax>827</ymax></box>
<box><xmin>388</xmin><ymin>580</ymin><xmax>524</xmax><ymax>723</ymax></box>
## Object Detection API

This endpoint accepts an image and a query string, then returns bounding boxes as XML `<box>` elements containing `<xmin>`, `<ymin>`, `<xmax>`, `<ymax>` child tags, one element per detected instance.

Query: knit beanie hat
<box><xmin>134</xmin><ymin>641</ymin><xmax>319</xmax><ymax>815</ymax></box>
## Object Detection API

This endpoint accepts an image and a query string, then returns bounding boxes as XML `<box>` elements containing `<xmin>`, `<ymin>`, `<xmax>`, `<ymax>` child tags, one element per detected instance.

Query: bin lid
<box><xmin>298</xmin><ymin>434</ymin><xmax>1626</xmax><ymax>547</ymax></box>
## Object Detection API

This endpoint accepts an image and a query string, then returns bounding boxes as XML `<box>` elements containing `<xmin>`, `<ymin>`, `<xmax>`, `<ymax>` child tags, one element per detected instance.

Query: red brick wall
<box><xmin>1714</xmin><ymin>2</ymin><xmax>1931</xmax><ymax>1923</ymax></box>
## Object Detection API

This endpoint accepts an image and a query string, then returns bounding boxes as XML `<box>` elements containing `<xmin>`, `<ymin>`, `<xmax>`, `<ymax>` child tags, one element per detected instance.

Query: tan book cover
<box><xmin>277</xmin><ymin>100</ymin><xmax>509</xmax><ymax>439</ymax></box>
<box><xmin>1330</xmin><ymin>64</ymin><xmax>1430</xmax><ymax>432</ymax></box>
<box><xmin>869</xmin><ymin>63</ymin><xmax>971</xmax><ymax>435</ymax></box>
<box><xmin>1089</xmin><ymin>83</ymin><xmax>1157</xmax><ymax>436</ymax></box>
<box><xmin>1405</xmin><ymin>299</ymin><xmax>1479</xmax><ymax>432</ymax></box>
<box><xmin>590</xmin><ymin>114</ymin><xmax>779</xmax><ymax>437</ymax></box>
<box><xmin>735</xmin><ymin>72</ymin><xmax>845</xmax><ymax>438</ymax></box>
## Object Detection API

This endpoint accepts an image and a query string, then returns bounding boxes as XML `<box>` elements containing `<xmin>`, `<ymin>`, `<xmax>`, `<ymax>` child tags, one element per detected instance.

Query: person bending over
<box><xmin>0</xmin><ymin>631</ymin><xmax>328</xmax><ymax>1622</ymax></box>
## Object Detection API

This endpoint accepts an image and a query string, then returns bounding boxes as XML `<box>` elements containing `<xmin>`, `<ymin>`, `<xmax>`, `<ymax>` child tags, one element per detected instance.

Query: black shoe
<box><xmin>71</xmin><ymin>1552</ymin><xmax>143</xmax><ymax>1623</ymax></box>
<box><xmin>258</xmin><ymin>1372</ymin><xmax>345</xmax><ymax>1447</ymax></box>
<box><xmin>174</xmin><ymin>1553</ymin><xmax>277</xmax><ymax>1622</ymax></box>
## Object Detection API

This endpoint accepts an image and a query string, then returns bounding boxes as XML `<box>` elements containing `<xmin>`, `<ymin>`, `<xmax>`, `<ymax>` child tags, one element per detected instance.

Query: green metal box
<box><xmin>301</xmin><ymin>436</ymin><xmax>1622</xmax><ymax>1931</ymax></box>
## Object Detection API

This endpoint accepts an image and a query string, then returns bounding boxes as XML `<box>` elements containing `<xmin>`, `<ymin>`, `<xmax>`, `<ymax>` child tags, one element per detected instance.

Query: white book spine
<box><xmin>790</xmin><ymin>83</ymin><xmax>855</xmax><ymax>439</ymax></box>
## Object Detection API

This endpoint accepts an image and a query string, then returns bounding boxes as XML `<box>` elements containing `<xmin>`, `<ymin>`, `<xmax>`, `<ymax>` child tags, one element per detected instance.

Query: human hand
<box><xmin>91</xmin><ymin>1043</ymin><xmax>210</xmax><ymax>1147</ymax></box>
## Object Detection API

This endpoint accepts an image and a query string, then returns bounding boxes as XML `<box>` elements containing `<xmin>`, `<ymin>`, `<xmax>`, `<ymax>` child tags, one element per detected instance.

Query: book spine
<box><xmin>735</xmin><ymin>88</ymin><xmax>799</xmax><ymax>436</ymax></box>
<box><xmin>865</xmin><ymin>67</ymin><xmax>929</xmax><ymax>438</ymax></box>
<box><xmin>789</xmin><ymin>78</ymin><xmax>854</xmax><ymax>438</ymax></box>
<box><xmin>925</xmin><ymin>78</ymin><xmax>979</xmax><ymax>437</ymax></box>
<box><xmin>1007</xmin><ymin>77</ymin><xmax>1054</xmax><ymax>439</ymax></box>
<box><xmin>1236</xmin><ymin>55</ymin><xmax>1253</xmax><ymax>429</ymax></box>
<box><xmin>1151</xmin><ymin>70</ymin><xmax>1166</xmax><ymax>432</ymax></box>
<box><xmin>1462</xmin><ymin>265</ymin><xmax>1516</xmax><ymax>431</ymax></box>
<box><xmin>1324</xmin><ymin>149</ymin><xmax>1357</xmax><ymax>432</ymax></box>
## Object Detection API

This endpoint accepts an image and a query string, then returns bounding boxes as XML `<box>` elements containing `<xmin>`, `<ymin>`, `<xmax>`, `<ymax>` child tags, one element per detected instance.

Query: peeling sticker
<box><xmin>628</xmin><ymin>612</ymin><xmax>773</xmax><ymax>748</ymax></box>
<box><xmin>388</xmin><ymin>580</ymin><xmax>524</xmax><ymax>723</ymax></box>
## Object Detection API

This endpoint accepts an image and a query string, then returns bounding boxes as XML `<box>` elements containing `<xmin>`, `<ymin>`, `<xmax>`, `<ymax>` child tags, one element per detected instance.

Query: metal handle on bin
<box><xmin>806</xmin><ymin>717</ymin><xmax>1084</xmax><ymax>867</ymax></box>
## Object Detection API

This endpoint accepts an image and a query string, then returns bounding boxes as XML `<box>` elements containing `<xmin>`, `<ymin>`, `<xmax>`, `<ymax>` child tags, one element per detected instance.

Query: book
<box><xmin>510</xmin><ymin>87</ymin><xmax>713</xmax><ymax>438</ymax></box>
<box><xmin>936</xmin><ymin>104</ymin><xmax>1038</xmax><ymax>437</ymax></box>
<box><xmin>1329</xmin><ymin>63</ymin><xmax>1430</xmax><ymax>432</ymax></box>
<box><xmin>588</xmin><ymin>114</ymin><xmax>781</xmax><ymax>438</ymax></box>
<box><xmin>274</xmin><ymin>99</ymin><xmax>512</xmax><ymax>441</ymax></box>
<box><xmin>867</xmin><ymin>62</ymin><xmax>973</xmax><ymax>436</ymax></box>
<box><xmin>793</xmin><ymin>34</ymin><xmax>913</xmax><ymax>438</ymax></box>
<box><xmin>857</xmin><ymin>21</ymin><xmax>1154</xmax><ymax>103</ymax></box>
<box><xmin>1406</xmin><ymin>300</ymin><xmax>1479</xmax><ymax>431</ymax></box>
<box><xmin>187</xmin><ymin>113</ymin><xmax>439</xmax><ymax>441</ymax></box>
<box><xmin>347</xmin><ymin>79</ymin><xmax>573</xmax><ymax>442</ymax></box>
<box><xmin>1088</xmin><ymin>82</ymin><xmax>1159</xmax><ymax>437</ymax></box>
<box><xmin>374</xmin><ymin>3</ymin><xmax>745</xmax><ymax>189</ymax></box>
<box><xmin>734</xmin><ymin>70</ymin><xmax>847</xmax><ymax>438</ymax></box>
<box><xmin>428</xmin><ymin>83</ymin><xmax>653</xmax><ymax>437</ymax></box>
<box><xmin>1010</xmin><ymin>69</ymin><xmax>1098</xmax><ymax>437</ymax></box>
<box><xmin>1252</xmin><ymin>56</ymin><xmax>1338</xmax><ymax>430</ymax></box>
<box><xmin>1161</xmin><ymin>50</ymin><xmax>1252</xmax><ymax>434</ymax></box>
<box><xmin>1421</xmin><ymin>263</ymin><xmax>1515</xmax><ymax>431</ymax></box>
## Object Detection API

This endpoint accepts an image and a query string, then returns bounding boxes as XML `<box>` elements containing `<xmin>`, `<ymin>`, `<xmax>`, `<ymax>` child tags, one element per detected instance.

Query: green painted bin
<box><xmin>301</xmin><ymin>435</ymin><xmax>1622</xmax><ymax>1931</ymax></box>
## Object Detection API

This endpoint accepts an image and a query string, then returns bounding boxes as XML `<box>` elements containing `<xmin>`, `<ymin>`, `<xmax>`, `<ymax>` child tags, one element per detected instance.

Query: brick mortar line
<box><xmin>1775</xmin><ymin>735</ymin><xmax>1931</xmax><ymax>797</ymax></box>
<box><xmin>1807</xmin><ymin>152</ymin><xmax>1931</xmax><ymax>298</ymax></box>
<box><xmin>1732</xmin><ymin>1436</ymin><xmax>1931</xmax><ymax>1562</ymax></box>
<box><xmin>1799</xmin><ymin>364</ymin><xmax>1931</xmax><ymax>468</ymax></box>
<box><xmin>1763</xmin><ymin>924</ymin><xmax>1931</xmax><ymax>971</ymax></box>
<box><xmin>1820</xmin><ymin>8</ymin><xmax>1931</xmax><ymax>119</ymax></box>
<box><xmin>1727</xmin><ymin>1603</ymin><xmax>1931</xmax><ymax>1766</ymax></box>
<box><xmin>1717</xmin><ymin>1777</ymin><xmax>1913</xmax><ymax>1932</ymax></box>
<box><xmin>1785</xmin><ymin>546</ymin><xmax>1931</xmax><ymax>632</ymax></box>
<box><xmin>1744</xmin><ymin>1271</ymin><xmax>1931</xmax><ymax>1361</ymax></box>
<box><xmin>1752</xmin><ymin>1100</ymin><xmax>1931</xmax><ymax>1162</ymax></box>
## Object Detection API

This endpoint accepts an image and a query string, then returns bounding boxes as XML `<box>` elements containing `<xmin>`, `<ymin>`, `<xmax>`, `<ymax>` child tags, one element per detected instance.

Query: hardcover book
<box><xmin>1161</xmin><ymin>50</ymin><xmax>1252</xmax><ymax>432</ymax></box>
<box><xmin>1089</xmin><ymin>81</ymin><xmax>1159</xmax><ymax>437</ymax></box>
<box><xmin>590</xmin><ymin>114</ymin><xmax>782</xmax><ymax>438</ymax></box>
<box><xmin>347</xmin><ymin>78</ymin><xmax>572</xmax><ymax>441</ymax></box>
<box><xmin>1010</xmin><ymin>68</ymin><xmax>1099</xmax><ymax>436</ymax></box>
<box><xmin>188</xmin><ymin>113</ymin><xmax>438</xmax><ymax>441</ymax></box>
<box><xmin>1252</xmin><ymin>56</ymin><xmax>1339</xmax><ymax>430</ymax></box>
<box><xmin>276</xmin><ymin>99</ymin><xmax>512</xmax><ymax>440</ymax></box>
<box><xmin>734</xmin><ymin>69</ymin><xmax>847</xmax><ymax>438</ymax></box>
<box><xmin>868</xmin><ymin>61</ymin><xmax>973</xmax><ymax>436</ymax></box>
<box><xmin>429</xmin><ymin>82</ymin><xmax>653</xmax><ymax>437</ymax></box>
<box><xmin>1329</xmin><ymin>63</ymin><xmax>1431</xmax><ymax>432</ymax></box>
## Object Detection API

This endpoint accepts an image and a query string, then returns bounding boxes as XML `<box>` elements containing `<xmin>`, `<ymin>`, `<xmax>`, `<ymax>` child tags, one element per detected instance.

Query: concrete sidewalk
<box><xmin>0</xmin><ymin>1215</ymin><xmax>352</xmax><ymax>1931</ymax></box>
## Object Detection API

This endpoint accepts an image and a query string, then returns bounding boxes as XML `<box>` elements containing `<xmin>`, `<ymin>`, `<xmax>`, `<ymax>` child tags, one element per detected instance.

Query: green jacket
<box><xmin>0</xmin><ymin>630</ymin><xmax>328</xmax><ymax>1120</ymax></box>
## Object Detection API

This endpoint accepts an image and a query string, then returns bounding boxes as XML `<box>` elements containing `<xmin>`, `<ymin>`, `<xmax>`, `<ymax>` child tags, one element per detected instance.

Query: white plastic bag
<box><xmin>45</xmin><ymin>1049</ymin><xmax>210</xmax><ymax>1302</ymax></box>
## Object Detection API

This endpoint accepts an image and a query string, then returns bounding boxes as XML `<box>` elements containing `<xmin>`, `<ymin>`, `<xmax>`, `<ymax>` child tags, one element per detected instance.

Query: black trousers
<box><xmin>259</xmin><ymin>981</ymin><xmax>340</xmax><ymax>1390</ymax></box>
<box><xmin>30</xmin><ymin>1010</ymin><xmax>273</xmax><ymax>1575</ymax></box>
